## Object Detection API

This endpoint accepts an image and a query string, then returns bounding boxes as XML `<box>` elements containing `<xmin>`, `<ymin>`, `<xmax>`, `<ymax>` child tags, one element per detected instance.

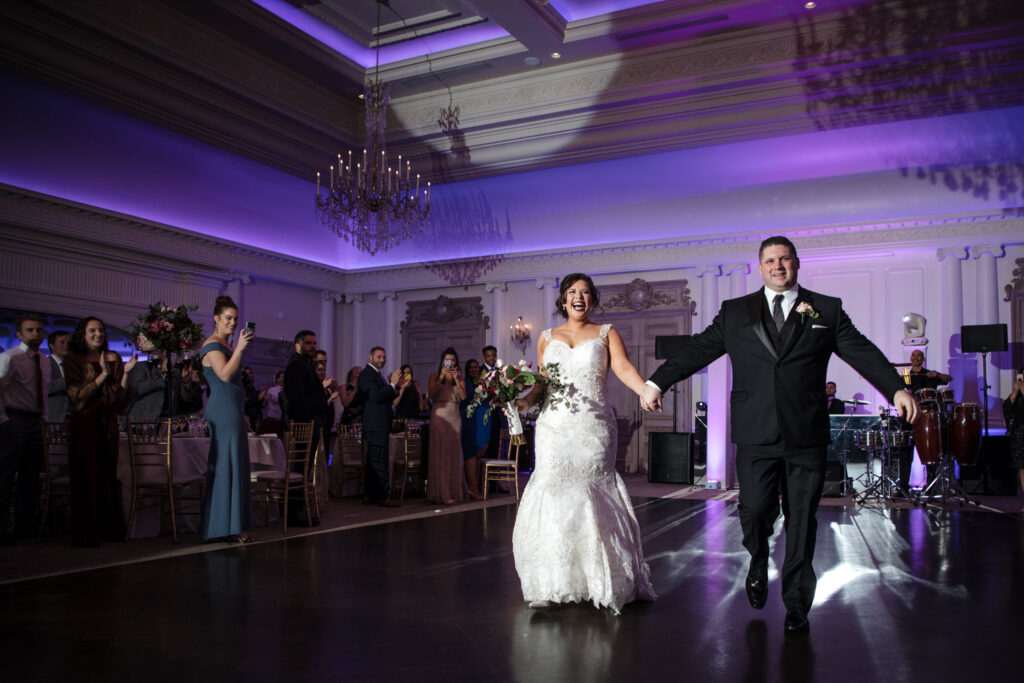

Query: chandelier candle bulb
<box><xmin>316</xmin><ymin>172</ymin><xmax>320</xmax><ymax>196</ymax></box>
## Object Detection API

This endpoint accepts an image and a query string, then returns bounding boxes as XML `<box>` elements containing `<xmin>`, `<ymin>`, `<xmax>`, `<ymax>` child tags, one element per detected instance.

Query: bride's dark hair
<box><xmin>556</xmin><ymin>273</ymin><xmax>601</xmax><ymax>318</ymax></box>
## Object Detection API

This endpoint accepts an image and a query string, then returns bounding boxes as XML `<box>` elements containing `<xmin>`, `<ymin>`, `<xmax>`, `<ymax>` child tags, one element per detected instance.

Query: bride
<box><xmin>513</xmin><ymin>273</ymin><xmax>656</xmax><ymax>613</ymax></box>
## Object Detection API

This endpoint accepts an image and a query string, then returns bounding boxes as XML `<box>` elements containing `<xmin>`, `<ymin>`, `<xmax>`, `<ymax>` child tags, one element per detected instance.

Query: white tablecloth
<box><xmin>117</xmin><ymin>434</ymin><xmax>286</xmax><ymax>538</ymax></box>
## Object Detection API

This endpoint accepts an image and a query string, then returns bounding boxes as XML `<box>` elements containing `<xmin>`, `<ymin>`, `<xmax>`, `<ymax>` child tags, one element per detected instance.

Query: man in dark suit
<box><xmin>356</xmin><ymin>346</ymin><xmax>404</xmax><ymax>507</ymax></box>
<box><xmin>284</xmin><ymin>329</ymin><xmax>327</xmax><ymax>524</ymax></box>
<box><xmin>641</xmin><ymin>236</ymin><xmax>917</xmax><ymax>633</ymax></box>
<box><xmin>480</xmin><ymin>345</ymin><xmax>503</xmax><ymax>459</ymax></box>
<box><xmin>825</xmin><ymin>381</ymin><xmax>845</xmax><ymax>414</ymax></box>
<box><xmin>46</xmin><ymin>330</ymin><xmax>69</xmax><ymax>422</ymax></box>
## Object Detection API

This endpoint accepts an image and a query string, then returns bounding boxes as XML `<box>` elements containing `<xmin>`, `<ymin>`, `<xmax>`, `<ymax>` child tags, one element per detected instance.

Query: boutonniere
<box><xmin>796</xmin><ymin>302</ymin><xmax>819</xmax><ymax>321</ymax></box>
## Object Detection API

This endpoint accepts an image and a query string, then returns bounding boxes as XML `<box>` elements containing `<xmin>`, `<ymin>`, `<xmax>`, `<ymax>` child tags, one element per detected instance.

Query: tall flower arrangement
<box><xmin>129</xmin><ymin>302</ymin><xmax>204</xmax><ymax>354</ymax></box>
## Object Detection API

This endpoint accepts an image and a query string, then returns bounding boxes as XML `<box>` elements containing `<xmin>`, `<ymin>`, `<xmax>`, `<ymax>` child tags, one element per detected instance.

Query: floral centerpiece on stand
<box><xmin>465</xmin><ymin>359</ymin><xmax>568</xmax><ymax>445</ymax></box>
<box><xmin>128</xmin><ymin>302</ymin><xmax>204</xmax><ymax>355</ymax></box>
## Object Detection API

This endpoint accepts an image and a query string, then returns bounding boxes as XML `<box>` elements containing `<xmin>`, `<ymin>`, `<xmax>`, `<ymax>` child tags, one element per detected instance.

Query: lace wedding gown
<box><xmin>512</xmin><ymin>324</ymin><xmax>656</xmax><ymax>613</ymax></box>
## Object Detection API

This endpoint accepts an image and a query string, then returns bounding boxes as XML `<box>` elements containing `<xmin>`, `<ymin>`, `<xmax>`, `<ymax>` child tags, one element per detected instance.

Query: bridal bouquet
<box><xmin>465</xmin><ymin>359</ymin><xmax>568</xmax><ymax>445</ymax></box>
<box><xmin>129</xmin><ymin>302</ymin><xmax>204</xmax><ymax>355</ymax></box>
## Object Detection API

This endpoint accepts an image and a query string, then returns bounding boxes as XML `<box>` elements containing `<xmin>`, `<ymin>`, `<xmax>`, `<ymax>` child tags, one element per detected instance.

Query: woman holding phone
<box><xmin>427</xmin><ymin>347</ymin><xmax>466</xmax><ymax>504</ymax></box>
<box><xmin>198</xmin><ymin>296</ymin><xmax>254</xmax><ymax>543</ymax></box>
<box><xmin>65</xmin><ymin>316</ymin><xmax>137</xmax><ymax>547</ymax></box>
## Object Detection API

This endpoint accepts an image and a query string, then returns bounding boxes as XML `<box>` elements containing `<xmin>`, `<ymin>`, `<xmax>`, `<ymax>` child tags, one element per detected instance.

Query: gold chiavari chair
<box><xmin>254</xmin><ymin>421</ymin><xmax>315</xmax><ymax>534</ymax></box>
<box><xmin>481</xmin><ymin>428</ymin><xmax>522</xmax><ymax>501</ymax></box>
<box><xmin>125</xmin><ymin>419</ymin><xmax>206</xmax><ymax>542</ymax></box>
<box><xmin>337</xmin><ymin>424</ymin><xmax>364</xmax><ymax>496</ymax></box>
<box><xmin>390</xmin><ymin>432</ymin><xmax>423</xmax><ymax>503</ymax></box>
<box><xmin>38</xmin><ymin>421</ymin><xmax>71</xmax><ymax>537</ymax></box>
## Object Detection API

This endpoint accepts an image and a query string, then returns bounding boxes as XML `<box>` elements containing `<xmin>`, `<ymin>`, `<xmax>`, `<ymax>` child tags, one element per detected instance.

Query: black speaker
<box><xmin>961</xmin><ymin>324</ymin><xmax>1008</xmax><ymax>353</ymax></box>
<box><xmin>648</xmin><ymin>432</ymin><xmax>694</xmax><ymax>484</ymax></box>
<box><xmin>821</xmin><ymin>461</ymin><xmax>848</xmax><ymax>498</ymax></box>
<box><xmin>958</xmin><ymin>436</ymin><xmax>1016</xmax><ymax>495</ymax></box>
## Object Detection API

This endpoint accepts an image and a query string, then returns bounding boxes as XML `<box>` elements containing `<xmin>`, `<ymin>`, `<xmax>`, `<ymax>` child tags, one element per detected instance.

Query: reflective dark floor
<box><xmin>2</xmin><ymin>498</ymin><xmax>1022</xmax><ymax>682</ymax></box>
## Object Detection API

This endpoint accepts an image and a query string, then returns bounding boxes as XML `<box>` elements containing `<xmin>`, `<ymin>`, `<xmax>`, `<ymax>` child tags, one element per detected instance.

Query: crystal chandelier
<box><xmin>314</xmin><ymin>2</ymin><xmax>430</xmax><ymax>255</ymax></box>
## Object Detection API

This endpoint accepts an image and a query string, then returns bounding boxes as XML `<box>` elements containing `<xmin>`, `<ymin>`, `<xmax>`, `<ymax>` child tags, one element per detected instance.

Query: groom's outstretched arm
<box><xmin>642</xmin><ymin>312</ymin><xmax>728</xmax><ymax>410</ymax></box>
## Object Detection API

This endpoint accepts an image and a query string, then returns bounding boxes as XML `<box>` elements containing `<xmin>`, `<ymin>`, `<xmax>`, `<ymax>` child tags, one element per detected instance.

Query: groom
<box><xmin>641</xmin><ymin>236</ymin><xmax>917</xmax><ymax>633</ymax></box>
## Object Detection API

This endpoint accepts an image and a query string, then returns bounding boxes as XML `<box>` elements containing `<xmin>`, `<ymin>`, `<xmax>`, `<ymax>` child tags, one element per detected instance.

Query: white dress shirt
<box><xmin>763</xmin><ymin>284</ymin><xmax>800</xmax><ymax>322</ymax></box>
<box><xmin>0</xmin><ymin>342</ymin><xmax>51</xmax><ymax>423</ymax></box>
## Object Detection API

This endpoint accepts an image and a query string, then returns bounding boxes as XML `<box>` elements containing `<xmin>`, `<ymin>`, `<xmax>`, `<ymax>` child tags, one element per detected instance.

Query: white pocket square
<box><xmin>811</xmin><ymin>324</ymin><xmax>828</xmax><ymax>329</ymax></box>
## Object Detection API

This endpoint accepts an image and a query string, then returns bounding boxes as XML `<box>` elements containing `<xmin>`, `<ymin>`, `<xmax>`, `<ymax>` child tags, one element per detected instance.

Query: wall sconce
<box><xmin>510</xmin><ymin>316</ymin><xmax>531</xmax><ymax>353</ymax></box>
<box><xmin>901</xmin><ymin>312</ymin><xmax>927</xmax><ymax>346</ymax></box>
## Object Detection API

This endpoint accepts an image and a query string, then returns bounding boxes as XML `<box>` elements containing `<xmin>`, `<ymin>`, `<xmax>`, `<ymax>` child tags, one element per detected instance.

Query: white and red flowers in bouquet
<box><xmin>129</xmin><ymin>302</ymin><xmax>204</xmax><ymax>355</ymax></box>
<box><xmin>465</xmin><ymin>359</ymin><xmax>569</xmax><ymax>445</ymax></box>
<box><xmin>465</xmin><ymin>359</ymin><xmax>538</xmax><ymax>445</ymax></box>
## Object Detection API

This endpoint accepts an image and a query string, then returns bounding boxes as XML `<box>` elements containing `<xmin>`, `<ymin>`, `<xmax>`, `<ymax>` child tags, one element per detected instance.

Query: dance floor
<box><xmin>2</xmin><ymin>497</ymin><xmax>1021</xmax><ymax>682</ymax></box>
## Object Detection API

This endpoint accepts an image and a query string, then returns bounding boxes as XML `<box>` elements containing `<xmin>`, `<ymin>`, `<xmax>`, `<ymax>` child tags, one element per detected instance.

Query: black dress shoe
<box><xmin>745</xmin><ymin>570</ymin><xmax>768</xmax><ymax>610</ymax></box>
<box><xmin>783</xmin><ymin>608</ymin><xmax>810</xmax><ymax>633</ymax></box>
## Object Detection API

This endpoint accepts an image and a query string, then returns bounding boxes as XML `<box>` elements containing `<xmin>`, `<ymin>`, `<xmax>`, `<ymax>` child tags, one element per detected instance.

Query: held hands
<box><xmin>640</xmin><ymin>384</ymin><xmax>663</xmax><ymax>412</ymax></box>
<box><xmin>893</xmin><ymin>390</ymin><xmax>919</xmax><ymax>424</ymax></box>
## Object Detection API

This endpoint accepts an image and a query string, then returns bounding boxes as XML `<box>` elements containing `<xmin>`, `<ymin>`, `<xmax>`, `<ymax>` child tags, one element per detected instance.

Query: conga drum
<box><xmin>938</xmin><ymin>387</ymin><xmax>955</xmax><ymax>407</ymax></box>
<box><xmin>914</xmin><ymin>388</ymin><xmax>938</xmax><ymax>406</ymax></box>
<box><xmin>913</xmin><ymin>404</ymin><xmax>944</xmax><ymax>464</ymax></box>
<box><xmin>950</xmin><ymin>403</ymin><xmax>981</xmax><ymax>465</ymax></box>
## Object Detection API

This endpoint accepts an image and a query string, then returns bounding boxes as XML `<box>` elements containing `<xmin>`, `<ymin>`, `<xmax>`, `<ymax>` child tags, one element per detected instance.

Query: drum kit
<box><xmin>848</xmin><ymin>386</ymin><xmax>981</xmax><ymax>506</ymax></box>
<box><xmin>851</xmin><ymin>408</ymin><xmax>914</xmax><ymax>504</ymax></box>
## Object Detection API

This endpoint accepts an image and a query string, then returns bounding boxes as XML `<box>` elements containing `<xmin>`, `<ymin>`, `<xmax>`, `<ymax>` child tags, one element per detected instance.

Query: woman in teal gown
<box><xmin>199</xmin><ymin>296</ymin><xmax>254</xmax><ymax>543</ymax></box>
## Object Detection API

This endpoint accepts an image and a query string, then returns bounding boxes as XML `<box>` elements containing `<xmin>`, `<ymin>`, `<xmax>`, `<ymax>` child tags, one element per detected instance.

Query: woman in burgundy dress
<box><xmin>65</xmin><ymin>316</ymin><xmax>136</xmax><ymax>547</ymax></box>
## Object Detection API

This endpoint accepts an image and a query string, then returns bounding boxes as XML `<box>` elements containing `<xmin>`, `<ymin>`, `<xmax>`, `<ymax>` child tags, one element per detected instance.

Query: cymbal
<box><xmin>841</xmin><ymin>399</ymin><xmax>870</xmax><ymax>405</ymax></box>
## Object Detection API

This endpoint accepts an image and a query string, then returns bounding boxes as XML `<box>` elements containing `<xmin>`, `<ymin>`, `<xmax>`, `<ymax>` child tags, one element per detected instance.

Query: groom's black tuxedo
<box><xmin>652</xmin><ymin>287</ymin><xmax>904</xmax><ymax>453</ymax></box>
<box><xmin>651</xmin><ymin>286</ymin><xmax>905</xmax><ymax>613</ymax></box>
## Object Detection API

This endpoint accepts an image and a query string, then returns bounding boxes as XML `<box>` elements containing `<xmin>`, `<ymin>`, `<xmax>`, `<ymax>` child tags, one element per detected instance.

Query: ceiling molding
<box><xmin>0</xmin><ymin>185</ymin><xmax>348</xmax><ymax>291</ymax></box>
<box><xmin>5</xmin><ymin>0</ymin><xmax>1020</xmax><ymax>184</ymax></box>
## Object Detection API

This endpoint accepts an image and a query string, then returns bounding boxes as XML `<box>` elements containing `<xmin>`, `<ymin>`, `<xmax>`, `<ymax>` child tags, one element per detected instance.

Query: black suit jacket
<box><xmin>827</xmin><ymin>398</ymin><xmax>846</xmax><ymax>415</ymax></box>
<box><xmin>284</xmin><ymin>352</ymin><xmax>328</xmax><ymax>428</ymax></box>
<box><xmin>651</xmin><ymin>287</ymin><xmax>905</xmax><ymax>448</ymax></box>
<box><xmin>357</xmin><ymin>363</ymin><xmax>397</xmax><ymax>434</ymax></box>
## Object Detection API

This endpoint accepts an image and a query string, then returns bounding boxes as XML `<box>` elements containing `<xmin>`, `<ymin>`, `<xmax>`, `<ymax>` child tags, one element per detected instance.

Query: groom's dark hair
<box><xmin>758</xmin><ymin>235</ymin><xmax>798</xmax><ymax>261</ymax></box>
<box><xmin>556</xmin><ymin>273</ymin><xmax>600</xmax><ymax>318</ymax></box>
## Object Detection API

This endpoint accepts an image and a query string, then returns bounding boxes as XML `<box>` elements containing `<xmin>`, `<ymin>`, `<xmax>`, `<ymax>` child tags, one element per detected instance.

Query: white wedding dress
<box><xmin>512</xmin><ymin>324</ymin><xmax>656</xmax><ymax>613</ymax></box>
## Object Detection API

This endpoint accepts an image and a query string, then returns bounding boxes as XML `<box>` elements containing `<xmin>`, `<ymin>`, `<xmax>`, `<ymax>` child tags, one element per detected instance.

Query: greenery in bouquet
<box><xmin>129</xmin><ymin>302</ymin><xmax>204</xmax><ymax>355</ymax></box>
<box><xmin>465</xmin><ymin>359</ymin><xmax>569</xmax><ymax>422</ymax></box>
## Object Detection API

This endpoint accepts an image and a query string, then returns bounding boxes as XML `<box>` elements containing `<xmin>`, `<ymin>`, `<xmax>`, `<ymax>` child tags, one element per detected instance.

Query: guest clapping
<box><xmin>393</xmin><ymin>364</ymin><xmax>426</xmax><ymax>419</ymax></box>
<box><xmin>65</xmin><ymin>316</ymin><xmax>137</xmax><ymax>547</ymax></box>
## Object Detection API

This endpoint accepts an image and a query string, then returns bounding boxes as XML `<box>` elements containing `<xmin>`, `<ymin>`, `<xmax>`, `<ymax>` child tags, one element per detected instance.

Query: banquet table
<box><xmin>117</xmin><ymin>434</ymin><xmax>286</xmax><ymax>538</ymax></box>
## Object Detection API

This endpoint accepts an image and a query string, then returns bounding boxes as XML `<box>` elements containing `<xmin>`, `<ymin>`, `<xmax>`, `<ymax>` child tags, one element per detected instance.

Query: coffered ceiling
<box><xmin>5</xmin><ymin>0</ymin><xmax>1021</xmax><ymax>188</ymax></box>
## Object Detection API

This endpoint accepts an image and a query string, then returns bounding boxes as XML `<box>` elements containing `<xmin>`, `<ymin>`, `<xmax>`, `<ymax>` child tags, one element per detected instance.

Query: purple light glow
<box><xmin>3</xmin><ymin>67</ymin><xmax>1021</xmax><ymax>272</ymax></box>
<box><xmin>250</xmin><ymin>0</ymin><xmax>509</xmax><ymax>68</ymax></box>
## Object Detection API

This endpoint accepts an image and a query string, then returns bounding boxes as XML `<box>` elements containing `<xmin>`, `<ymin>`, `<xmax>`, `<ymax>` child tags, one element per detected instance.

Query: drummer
<box><xmin>907</xmin><ymin>350</ymin><xmax>952</xmax><ymax>390</ymax></box>
<box><xmin>826</xmin><ymin>381</ymin><xmax>846</xmax><ymax>414</ymax></box>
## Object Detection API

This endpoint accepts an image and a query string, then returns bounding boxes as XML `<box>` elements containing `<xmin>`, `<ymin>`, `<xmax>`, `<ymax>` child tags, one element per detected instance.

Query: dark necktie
<box><xmin>772</xmin><ymin>294</ymin><xmax>786</xmax><ymax>332</ymax></box>
<box><xmin>32</xmin><ymin>352</ymin><xmax>44</xmax><ymax>412</ymax></box>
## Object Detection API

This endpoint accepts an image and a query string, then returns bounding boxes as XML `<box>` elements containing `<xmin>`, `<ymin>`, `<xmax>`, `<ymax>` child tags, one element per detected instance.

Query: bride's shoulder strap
<box><xmin>541</xmin><ymin>328</ymin><xmax>553</xmax><ymax>342</ymax></box>
<box><xmin>599</xmin><ymin>323</ymin><xmax>612</xmax><ymax>341</ymax></box>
